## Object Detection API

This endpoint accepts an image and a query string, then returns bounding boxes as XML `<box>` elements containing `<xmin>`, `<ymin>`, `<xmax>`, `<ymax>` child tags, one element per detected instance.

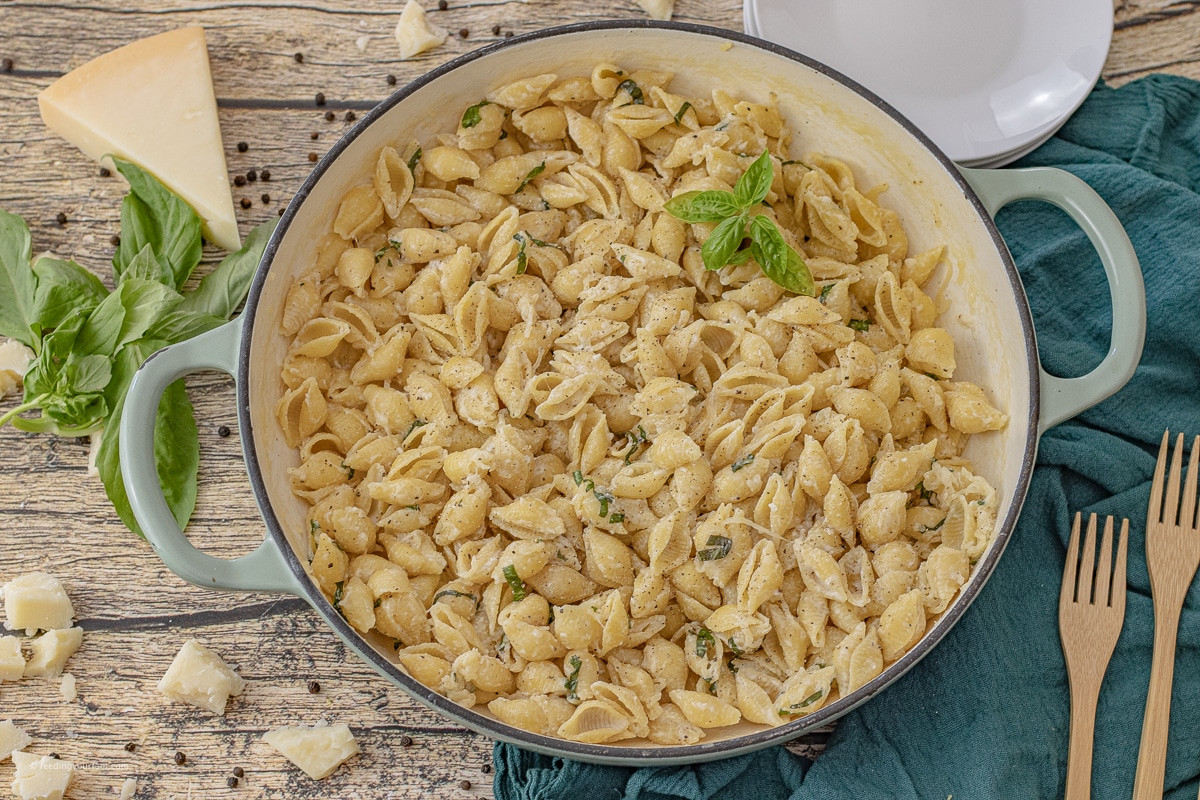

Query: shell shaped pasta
<box><xmin>333</xmin><ymin>184</ymin><xmax>385</xmax><ymax>241</ymax></box>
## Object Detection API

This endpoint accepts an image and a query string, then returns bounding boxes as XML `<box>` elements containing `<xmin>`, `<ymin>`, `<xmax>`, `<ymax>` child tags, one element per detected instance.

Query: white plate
<box><xmin>745</xmin><ymin>0</ymin><xmax>1111</xmax><ymax>166</ymax></box>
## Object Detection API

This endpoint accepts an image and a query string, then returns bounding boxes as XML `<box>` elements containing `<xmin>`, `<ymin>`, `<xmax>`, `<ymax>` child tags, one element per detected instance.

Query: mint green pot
<box><xmin>119</xmin><ymin>21</ymin><xmax>1145</xmax><ymax>766</ymax></box>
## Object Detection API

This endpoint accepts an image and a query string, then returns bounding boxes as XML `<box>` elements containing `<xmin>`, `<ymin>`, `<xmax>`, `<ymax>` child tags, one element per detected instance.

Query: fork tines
<box><xmin>1062</xmin><ymin>512</ymin><xmax>1129</xmax><ymax>611</ymax></box>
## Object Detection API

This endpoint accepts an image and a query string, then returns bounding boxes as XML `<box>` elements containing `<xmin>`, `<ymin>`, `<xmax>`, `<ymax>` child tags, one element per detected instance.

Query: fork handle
<box><xmin>1065</xmin><ymin>679</ymin><xmax>1102</xmax><ymax>800</ymax></box>
<box><xmin>1133</xmin><ymin>604</ymin><xmax>1183</xmax><ymax>800</ymax></box>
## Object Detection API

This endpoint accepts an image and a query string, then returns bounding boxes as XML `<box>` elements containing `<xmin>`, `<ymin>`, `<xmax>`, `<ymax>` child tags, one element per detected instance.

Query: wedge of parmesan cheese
<box><xmin>37</xmin><ymin>27</ymin><xmax>241</xmax><ymax>251</ymax></box>
<box><xmin>0</xmin><ymin>339</ymin><xmax>34</xmax><ymax>401</ymax></box>
<box><xmin>25</xmin><ymin>629</ymin><xmax>83</xmax><ymax>679</ymax></box>
<box><xmin>0</xmin><ymin>721</ymin><xmax>32</xmax><ymax>763</ymax></box>
<box><xmin>157</xmin><ymin>639</ymin><xmax>244</xmax><ymax>715</ymax></box>
<box><xmin>635</xmin><ymin>0</ymin><xmax>675</xmax><ymax>20</ymax></box>
<box><xmin>10</xmin><ymin>752</ymin><xmax>74</xmax><ymax>800</ymax></box>
<box><xmin>0</xmin><ymin>637</ymin><xmax>24</xmax><ymax>682</ymax></box>
<box><xmin>2</xmin><ymin>573</ymin><xmax>74</xmax><ymax>636</ymax></box>
<box><xmin>262</xmin><ymin>722</ymin><xmax>359</xmax><ymax>780</ymax></box>
<box><xmin>395</xmin><ymin>0</ymin><xmax>448</xmax><ymax>60</ymax></box>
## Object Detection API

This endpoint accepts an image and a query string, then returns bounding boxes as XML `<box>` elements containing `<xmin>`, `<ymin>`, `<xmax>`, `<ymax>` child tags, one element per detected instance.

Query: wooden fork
<box><xmin>1060</xmin><ymin>511</ymin><xmax>1130</xmax><ymax>800</ymax></box>
<box><xmin>1133</xmin><ymin>431</ymin><xmax>1200</xmax><ymax>800</ymax></box>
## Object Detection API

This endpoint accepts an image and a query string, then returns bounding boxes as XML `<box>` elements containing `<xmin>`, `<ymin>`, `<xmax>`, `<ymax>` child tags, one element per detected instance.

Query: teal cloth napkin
<box><xmin>493</xmin><ymin>75</ymin><xmax>1200</xmax><ymax>800</ymax></box>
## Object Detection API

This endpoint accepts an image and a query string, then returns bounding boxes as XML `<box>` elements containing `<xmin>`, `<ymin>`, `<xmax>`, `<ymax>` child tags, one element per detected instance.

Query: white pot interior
<box><xmin>243</xmin><ymin>24</ymin><xmax>1035</xmax><ymax>755</ymax></box>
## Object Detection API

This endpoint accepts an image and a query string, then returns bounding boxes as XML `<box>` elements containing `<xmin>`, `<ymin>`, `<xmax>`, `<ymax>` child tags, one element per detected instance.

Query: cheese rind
<box><xmin>263</xmin><ymin>722</ymin><xmax>359</xmax><ymax>780</ymax></box>
<box><xmin>10</xmin><ymin>752</ymin><xmax>74</xmax><ymax>800</ymax></box>
<box><xmin>25</xmin><ymin>629</ymin><xmax>83</xmax><ymax>678</ymax></box>
<box><xmin>37</xmin><ymin>27</ymin><xmax>241</xmax><ymax>251</ymax></box>
<box><xmin>2</xmin><ymin>573</ymin><xmax>74</xmax><ymax>635</ymax></box>
<box><xmin>0</xmin><ymin>720</ymin><xmax>32</xmax><ymax>763</ymax></box>
<box><xmin>157</xmin><ymin>639</ymin><xmax>245</xmax><ymax>715</ymax></box>
<box><xmin>0</xmin><ymin>636</ymin><xmax>24</xmax><ymax>682</ymax></box>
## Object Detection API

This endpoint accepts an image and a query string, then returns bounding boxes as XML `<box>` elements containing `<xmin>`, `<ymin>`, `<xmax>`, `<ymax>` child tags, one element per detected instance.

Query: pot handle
<box><xmin>960</xmin><ymin>166</ymin><xmax>1146</xmax><ymax>434</ymax></box>
<box><xmin>119</xmin><ymin>317</ymin><xmax>299</xmax><ymax>595</ymax></box>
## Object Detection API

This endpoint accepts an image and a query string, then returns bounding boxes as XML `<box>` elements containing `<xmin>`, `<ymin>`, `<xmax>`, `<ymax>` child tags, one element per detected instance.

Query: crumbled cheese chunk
<box><xmin>25</xmin><ymin>629</ymin><xmax>83</xmax><ymax>679</ymax></box>
<box><xmin>157</xmin><ymin>639</ymin><xmax>244</xmax><ymax>715</ymax></box>
<box><xmin>263</xmin><ymin>722</ymin><xmax>359</xmax><ymax>780</ymax></box>
<box><xmin>2</xmin><ymin>573</ymin><xmax>75</xmax><ymax>635</ymax></box>
<box><xmin>0</xmin><ymin>720</ymin><xmax>32</xmax><ymax>763</ymax></box>
<box><xmin>635</xmin><ymin>0</ymin><xmax>674</xmax><ymax>20</ymax></box>
<box><xmin>119</xmin><ymin>777</ymin><xmax>137</xmax><ymax>799</ymax></box>
<box><xmin>0</xmin><ymin>340</ymin><xmax>34</xmax><ymax>401</ymax></box>
<box><xmin>10</xmin><ymin>752</ymin><xmax>74</xmax><ymax>800</ymax></box>
<box><xmin>59</xmin><ymin>673</ymin><xmax>76</xmax><ymax>702</ymax></box>
<box><xmin>0</xmin><ymin>637</ymin><xmax>24</xmax><ymax>682</ymax></box>
<box><xmin>394</xmin><ymin>0</ymin><xmax>447</xmax><ymax>60</ymax></box>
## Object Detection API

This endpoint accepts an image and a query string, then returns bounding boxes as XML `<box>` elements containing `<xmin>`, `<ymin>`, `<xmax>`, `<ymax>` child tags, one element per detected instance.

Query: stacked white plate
<box><xmin>743</xmin><ymin>0</ymin><xmax>1113</xmax><ymax>168</ymax></box>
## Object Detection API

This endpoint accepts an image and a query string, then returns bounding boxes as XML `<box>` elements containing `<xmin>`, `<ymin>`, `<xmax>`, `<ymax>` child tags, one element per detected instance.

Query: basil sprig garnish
<box><xmin>663</xmin><ymin>151</ymin><xmax>815</xmax><ymax>296</ymax></box>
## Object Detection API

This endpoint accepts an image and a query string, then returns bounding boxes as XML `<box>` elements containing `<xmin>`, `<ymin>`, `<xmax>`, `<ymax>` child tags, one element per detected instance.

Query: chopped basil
<box><xmin>727</xmin><ymin>658</ymin><xmax>739</xmax><ymax>674</ymax></box>
<box><xmin>819</xmin><ymin>283</ymin><xmax>833</xmax><ymax>303</ymax></box>
<box><xmin>461</xmin><ymin>100</ymin><xmax>490</xmax><ymax>129</ymax></box>
<box><xmin>622</xmin><ymin>425</ymin><xmax>650</xmax><ymax>465</ymax></box>
<box><xmin>564</xmin><ymin>654</ymin><xmax>583</xmax><ymax>701</ymax></box>
<box><xmin>406</xmin><ymin>147</ymin><xmax>422</xmax><ymax>173</ymax></box>
<box><xmin>616</xmin><ymin>79</ymin><xmax>644</xmax><ymax>105</ymax></box>
<box><xmin>573</xmin><ymin>470</ymin><xmax>584</xmax><ymax>486</ymax></box>
<box><xmin>341</xmin><ymin>462</ymin><xmax>355</xmax><ymax>480</ymax></box>
<box><xmin>608</xmin><ymin>512</ymin><xmax>625</xmax><ymax>524</ymax></box>
<box><xmin>593</xmin><ymin>488</ymin><xmax>615</xmax><ymax>518</ymax></box>
<box><xmin>502</xmin><ymin>564</ymin><xmax>526</xmax><ymax>602</ymax></box>
<box><xmin>310</xmin><ymin>519</ymin><xmax>320</xmax><ymax>534</ymax></box>
<box><xmin>726</xmin><ymin>637</ymin><xmax>744</xmax><ymax>656</ymax></box>
<box><xmin>915</xmin><ymin>481</ymin><xmax>934</xmax><ymax>503</ymax></box>
<box><xmin>730</xmin><ymin>453</ymin><xmax>755</xmax><ymax>472</ymax></box>
<box><xmin>513</xmin><ymin>233</ymin><xmax>528</xmax><ymax>275</ymax></box>
<box><xmin>516</xmin><ymin>162</ymin><xmax>546</xmax><ymax>194</ymax></box>
<box><xmin>404</xmin><ymin>418</ymin><xmax>426</xmax><ymax>439</ymax></box>
<box><xmin>373</xmin><ymin>598</ymin><xmax>382</xmax><ymax>608</ymax></box>
<box><xmin>849</xmin><ymin>318</ymin><xmax>871</xmax><ymax>332</ymax></box>
<box><xmin>433</xmin><ymin>589</ymin><xmax>476</xmax><ymax>605</ymax></box>
<box><xmin>406</xmin><ymin>504</ymin><xmax>420</xmax><ymax>511</ymax></box>
<box><xmin>696</xmin><ymin>626</ymin><xmax>717</xmax><ymax>658</ymax></box>
<box><xmin>673</xmin><ymin>101</ymin><xmax>692</xmax><ymax>125</ymax></box>
<box><xmin>698</xmin><ymin>535</ymin><xmax>733</xmax><ymax>561</ymax></box>
<box><xmin>332</xmin><ymin>580</ymin><xmax>345</xmax><ymax>610</ymax></box>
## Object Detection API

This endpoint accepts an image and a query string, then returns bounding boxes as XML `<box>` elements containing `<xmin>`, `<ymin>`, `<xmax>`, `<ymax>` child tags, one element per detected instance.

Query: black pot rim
<box><xmin>237</xmin><ymin>18</ymin><xmax>1040</xmax><ymax>765</ymax></box>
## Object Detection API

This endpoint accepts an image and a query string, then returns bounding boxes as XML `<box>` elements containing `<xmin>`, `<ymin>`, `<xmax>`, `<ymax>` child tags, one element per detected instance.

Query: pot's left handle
<box><xmin>120</xmin><ymin>317</ymin><xmax>299</xmax><ymax>595</ymax></box>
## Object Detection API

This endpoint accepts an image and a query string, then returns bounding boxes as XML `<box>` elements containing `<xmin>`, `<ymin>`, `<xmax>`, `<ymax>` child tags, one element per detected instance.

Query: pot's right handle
<box><xmin>119</xmin><ymin>317</ymin><xmax>300</xmax><ymax>595</ymax></box>
<box><xmin>960</xmin><ymin>166</ymin><xmax>1146</xmax><ymax>434</ymax></box>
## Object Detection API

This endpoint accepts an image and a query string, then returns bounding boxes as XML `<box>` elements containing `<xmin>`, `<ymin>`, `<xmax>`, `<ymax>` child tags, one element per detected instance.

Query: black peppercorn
<box><xmin>437</xmin><ymin>0</ymin><xmax>447</xmax><ymax>8</ymax></box>
<box><xmin>260</xmin><ymin>169</ymin><xmax>271</xmax><ymax>181</ymax></box>
<box><xmin>325</xmin><ymin>110</ymin><xmax>336</xmax><ymax>121</ymax></box>
<box><xmin>124</xmin><ymin>742</ymin><xmax>137</xmax><ymax>752</ymax></box>
<box><xmin>294</xmin><ymin>52</ymin><xmax>304</xmax><ymax>63</ymax></box>
<box><xmin>226</xmin><ymin>776</ymin><xmax>239</xmax><ymax>788</ymax></box>
<box><xmin>233</xmin><ymin>767</ymin><xmax>245</xmax><ymax>778</ymax></box>
<box><xmin>240</xmin><ymin>198</ymin><xmax>251</xmax><ymax>209</ymax></box>
<box><xmin>491</xmin><ymin>24</ymin><xmax>500</xmax><ymax>35</ymax></box>
<box><xmin>315</xmin><ymin>92</ymin><xmax>326</xmax><ymax>106</ymax></box>
<box><xmin>99</xmin><ymin>166</ymin><xmax>111</xmax><ymax>177</ymax></box>
<box><xmin>308</xmin><ymin>152</ymin><xmax>318</xmax><ymax>162</ymax></box>
<box><xmin>278</xmin><ymin>207</ymin><xmax>286</xmax><ymax>216</ymax></box>
<box><xmin>480</xmin><ymin>764</ymin><xmax>492</xmax><ymax>774</ymax></box>
<box><xmin>261</xmin><ymin>193</ymin><xmax>270</xmax><ymax>204</ymax></box>
<box><xmin>246</xmin><ymin>169</ymin><xmax>257</xmax><ymax>182</ymax></box>
<box><xmin>310</xmin><ymin>131</ymin><xmax>319</xmax><ymax>140</ymax></box>
<box><xmin>460</xmin><ymin>780</ymin><xmax>471</xmax><ymax>790</ymax></box>
<box><xmin>307</xmin><ymin>680</ymin><xmax>320</xmax><ymax>693</ymax></box>
<box><xmin>47</xmin><ymin>753</ymin><xmax>59</xmax><ymax>760</ymax></box>
<box><xmin>55</xmin><ymin>212</ymin><xmax>67</xmax><ymax>225</ymax></box>
<box><xmin>234</xmin><ymin>175</ymin><xmax>246</xmax><ymax>187</ymax></box>
<box><xmin>504</xmin><ymin>31</ymin><xmax>514</xmax><ymax>37</ymax></box>
<box><xmin>217</xmin><ymin>425</ymin><xmax>230</xmax><ymax>437</ymax></box>
<box><xmin>459</xmin><ymin>28</ymin><xmax>469</xmax><ymax>38</ymax></box>
<box><xmin>237</xmin><ymin>141</ymin><xmax>248</xmax><ymax>152</ymax></box>
<box><xmin>1</xmin><ymin>58</ymin><xmax>12</xmax><ymax>72</ymax></box>
<box><xmin>174</xmin><ymin>751</ymin><xmax>186</xmax><ymax>765</ymax></box>
<box><xmin>399</xmin><ymin>735</ymin><xmax>413</xmax><ymax>746</ymax></box>
<box><xmin>345</xmin><ymin>111</ymin><xmax>356</xmax><ymax>123</ymax></box>
<box><xmin>387</xmin><ymin>74</ymin><xmax>397</xmax><ymax>86</ymax></box>
<box><xmin>110</xmin><ymin>234</ymin><xmax>120</xmax><ymax>246</ymax></box>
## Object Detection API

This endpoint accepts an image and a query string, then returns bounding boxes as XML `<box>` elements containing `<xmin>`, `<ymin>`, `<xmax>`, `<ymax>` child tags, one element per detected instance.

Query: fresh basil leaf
<box><xmin>727</xmin><ymin>247</ymin><xmax>753</xmax><ymax>266</ymax></box>
<box><xmin>700</xmin><ymin>213</ymin><xmax>746</xmax><ymax>272</ymax></box>
<box><xmin>0</xmin><ymin>208</ymin><xmax>38</xmax><ymax>348</ymax></box>
<box><xmin>748</xmin><ymin>214</ymin><xmax>815</xmax><ymax>296</ymax></box>
<box><xmin>516</xmin><ymin>162</ymin><xmax>546</xmax><ymax>194</ymax></box>
<box><xmin>21</xmin><ymin>310</ymin><xmax>87</xmax><ymax>400</ymax></box>
<box><xmin>406</xmin><ymin>147</ymin><xmax>422</xmax><ymax>173</ymax></box>
<box><xmin>734</xmin><ymin>151</ymin><xmax>775</xmax><ymax>209</ymax></box>
<box><xmin>673</xmin><ymin>101</ymin><xmax>692</xmax><ymax>126</ymax></box>
<box><xmin>616</xmin><ymin>79</ymin><xmax>644</xmax><ymax>105</ymax></box>
<box><xmin>461</xmin><ymin>100</ymin><xmax>490</xmax><ymax>129</ymax></box>
<box><xmin>76</xmin><ymin>278</ymin><xmax>182</xmax><ymax>356</ymax></box>
<box><xmin>664</xmin><ymin>190</ymin><xmax>743</xmax><ymax>223</ymax></box>
<box><xmin>111</xmin><ymin>158</ymin><xmax>203</xmax><ymax>290</ymax></box>
<box><xmin>176</xmin><ymin>219</ymin><xmax>276</xmax><ymax>320</ymax></box>
<box><xmin>30</xmin><ymin>257</ymin><xmax>108</xmax><ymax>333</ymax></box>
<box><xmin>122</xmin><ymin>243</ymin><xmax>168</xmax><ymax>284</ymax></box>
<box><xmin>41</xmin><ymin>391</ymin><xmax>107</xmax><ymax>431</ymax></box>
<box><xmin>65</xmin><ymin>353</ymin><xmax>113</xmax><ymax>394</ymax></box>
<box><xmin>96</xmin><ymin>374</ymin><xmax>198</xmax><ymax>538</ymax></box>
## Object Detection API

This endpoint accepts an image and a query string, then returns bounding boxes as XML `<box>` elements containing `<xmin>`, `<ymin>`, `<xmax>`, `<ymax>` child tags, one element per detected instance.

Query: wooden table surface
<box><xmin>0</xmin><ymin>1</ymin><xmax>1193</xmax><ymax>797</ymax></box>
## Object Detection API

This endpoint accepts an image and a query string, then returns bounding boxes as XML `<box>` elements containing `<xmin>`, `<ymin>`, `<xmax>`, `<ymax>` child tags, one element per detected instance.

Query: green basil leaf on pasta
<box><xmin>734</xmin><ymin>151</ymin><xmax>774</xmax><ymax>209</ymax></box>
<box><xmin>460</xmin><ymin>100</ymin><xmax>490</xmax><ymax>129</ymax></box>
<box><xmin>748</xmin><ymin>214</ymin><xmax>815</xmax><ymax>296</ymax></box>
<box><xmin>664</xmin><ymin>190</ymin><xmax>743</xmax><ymax>223</ymax></box>
<box><xmin>701</xmin><ymin>213</ymin><xmax>747</xmax><ymax>272</ymax></box>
